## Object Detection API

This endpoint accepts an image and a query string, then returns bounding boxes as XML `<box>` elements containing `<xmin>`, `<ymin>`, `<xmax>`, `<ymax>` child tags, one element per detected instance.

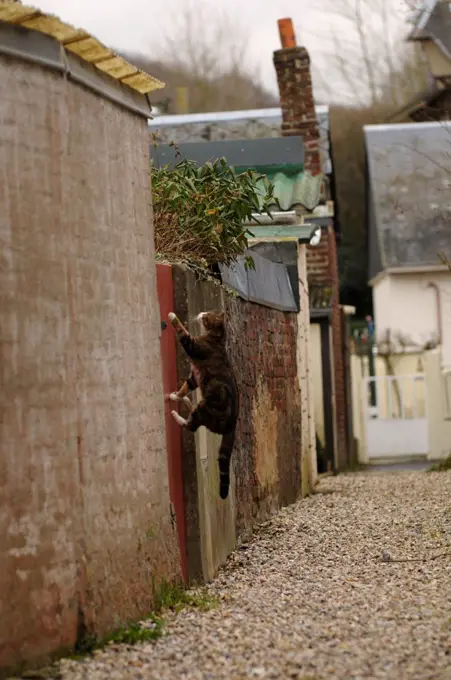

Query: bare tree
<box><xmin>306</xmin><ymin>0</ymin><xmax>428</xmax><ymax>109</ymax></box>
<box><xmin>152</xmin><ymin>0</ymin><xmax>274</xmax><ymax>113</ymax></box>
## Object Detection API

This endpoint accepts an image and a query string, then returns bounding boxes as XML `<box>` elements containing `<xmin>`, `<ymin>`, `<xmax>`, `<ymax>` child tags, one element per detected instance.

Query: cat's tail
<box><xmin>218</xmin><ymin>428</ymin><xmax>235</xmax><ymax>500</ymax></box>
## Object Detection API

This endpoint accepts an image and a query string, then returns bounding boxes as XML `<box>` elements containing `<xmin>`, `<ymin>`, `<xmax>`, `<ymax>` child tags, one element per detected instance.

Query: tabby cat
<box><xmin>168</xmin><ymin>311</ymin><xmax>239</xmax><ymax>500</ymax></box>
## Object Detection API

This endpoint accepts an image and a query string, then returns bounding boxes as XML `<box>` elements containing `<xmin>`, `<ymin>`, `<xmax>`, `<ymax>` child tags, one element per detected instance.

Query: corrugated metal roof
<box><xmin>148</xmin><ymin>105</ymin><xmax>329</xmax><ymax>126</ymax></box>
<box><xmin>150</xmin><ymin>136</ymin><xmax>324</xmax><ymax>211</ymax></box>
<box><xmin>0</xmin><ymin>1</ymin><xmax>164</xmax><ymax>94</ymax></box>
<box><xmin>256</xmin><ymin>171</ymin><xmax>325</xmax><ymax>212</ymax></box>
<box><xmin>364</xmin><ymin>121</ymin><xmax>451</xmax><ymax>277</ymax></box>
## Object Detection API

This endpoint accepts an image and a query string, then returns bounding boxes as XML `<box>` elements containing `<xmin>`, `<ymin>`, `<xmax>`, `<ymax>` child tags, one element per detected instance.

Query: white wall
<box><xmin>373</xmin><ymin>271</ymin><xmax>451</xmax><ymax>368</ymax></box>
<box><xmin>425</xmin><ymin>350</ymin><xmax>451</xmax><ymax>461</ymax></box>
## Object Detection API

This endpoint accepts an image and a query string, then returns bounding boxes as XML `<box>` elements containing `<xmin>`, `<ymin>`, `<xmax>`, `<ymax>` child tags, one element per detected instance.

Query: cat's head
<box><xmin>197</xmin><ymin>311</ymin><xmax>225</xmax><ymax>340</ymax></box>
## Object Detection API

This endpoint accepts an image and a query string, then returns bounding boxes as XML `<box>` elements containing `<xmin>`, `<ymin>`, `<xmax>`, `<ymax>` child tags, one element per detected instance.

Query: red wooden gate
<box><xmin>156</xmin><ymin>264</ymin><xmax>187</xmax><ymax>582</ymax></box>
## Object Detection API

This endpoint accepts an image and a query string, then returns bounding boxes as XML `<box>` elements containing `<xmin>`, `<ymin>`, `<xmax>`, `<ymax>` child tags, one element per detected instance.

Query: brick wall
<box><xmin>0</xmin><ymin>58</ymin><xmax>180</xmax><ymax>673</ymax></box>
<box><xmin>273</xmin><ymin>46</ymin><xmax>321</xmax><ymax>176</ymax></box>
<box><xmin>225</xmin><ymin>296</ymin><xmax>302</xmax><ymax>538</ymax></box>
<box><xmin>171</xmin><ymin>267</ymin><xmax>303</xmax><ymax>581</ymax></box>
<box><xmin>273</xmin><ymin>24</ymin><xmax>349</xmax><ymax>469</ymax></box>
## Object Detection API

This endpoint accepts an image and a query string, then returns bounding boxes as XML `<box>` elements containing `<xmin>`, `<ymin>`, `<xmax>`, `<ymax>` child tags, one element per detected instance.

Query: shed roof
<box><xmin>0</xmin><ymin>1</ymin><xmax>164</xmax><ymax>94</ymax></box>
<box><xmin>149</xmin><ymin>105</ymin><xmax>332</xmax><ymax>175</ymax></box>
<box><xmin>364</xmin><ymin>121</ymin><xmax>451</xmax><ymax>280</ymax></box>
<box><xmin>150</xmin><ymin>137</ymin><xmax>324</xmax><ymax>212</ymax></box>
<box><xmin>151</xmin><ymin>137</ymin><xmax>304</xmax><ymax>173</ymax></box>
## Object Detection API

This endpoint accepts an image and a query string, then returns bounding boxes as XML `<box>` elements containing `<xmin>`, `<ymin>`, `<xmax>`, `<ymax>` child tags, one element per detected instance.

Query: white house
<box><xmin>364</xmin><ymin>121</ymin><xmax>451</xmax><ymax>368</ymax></box>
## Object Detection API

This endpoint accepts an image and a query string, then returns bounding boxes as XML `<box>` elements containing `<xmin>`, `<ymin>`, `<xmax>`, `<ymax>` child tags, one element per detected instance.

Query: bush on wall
<box><xmin>151</xmin><ymin>156</ymin><xmax>277</xmax><ymax>268</ymax></box>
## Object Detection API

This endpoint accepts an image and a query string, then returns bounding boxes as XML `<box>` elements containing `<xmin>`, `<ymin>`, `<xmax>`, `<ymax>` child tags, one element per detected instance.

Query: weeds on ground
<box><xmin>427</xmin><ymin>453</ymin><xmax>451</xmax><ymax>473</ymax></box>
<box><xmin>154</xmin><ymin>580</ymin><xmax>219</xmax><ymax>613</ymax></box>
<box><xmin>74</xmin><ymin>580</ymin><xmax>218</xmax><ymax>658</ymax></box>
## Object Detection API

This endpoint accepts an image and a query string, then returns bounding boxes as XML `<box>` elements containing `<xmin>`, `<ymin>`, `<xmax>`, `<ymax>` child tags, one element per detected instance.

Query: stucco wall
<box><xmin>373</xmin><ymin>271</ymin><xmax>451</xmax><ymax>367</ymax></box>
<box><xmin>171</xmin><ymin>267</ymin><xmax>304</xmax><ymax>582</ymax></box>
<box><xmin>0</xmin><ymin>57</ymin><xmax>180</xmax><ymax>672</ymax></box>
<box><xmin>423</xmin><ymin>41</ymin><xmax>451</xmax><ymax>79</ymax></box>
<box><xmin>424</xmin><ymin>350</ymin><xmax>451</xmax><ymax>460</ymax></box>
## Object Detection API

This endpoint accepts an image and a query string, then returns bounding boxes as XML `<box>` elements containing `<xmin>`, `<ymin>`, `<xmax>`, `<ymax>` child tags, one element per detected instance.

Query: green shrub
<box><xmin>151</xmin><ymin>156</ymin><xmax>277</xmax><ymax>267</ymax></box>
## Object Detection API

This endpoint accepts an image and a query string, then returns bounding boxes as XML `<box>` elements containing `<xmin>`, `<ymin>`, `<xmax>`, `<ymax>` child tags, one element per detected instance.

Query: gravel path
<box><xmin>61</xmin><ymin>471</ymin><xmax>451</xmax><ymax>680</ymax></box>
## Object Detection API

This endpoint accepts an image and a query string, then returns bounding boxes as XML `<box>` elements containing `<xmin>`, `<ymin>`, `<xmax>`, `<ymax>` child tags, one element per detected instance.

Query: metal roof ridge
<box><xmin>364</xmin><ymin>120</ymin><xmax>451</xmax><ymax>134</ymax></box>
<box><xmin>148</xmin><ymin>104</ymin><xmax>329</xmax><ymax>126</ymax></box>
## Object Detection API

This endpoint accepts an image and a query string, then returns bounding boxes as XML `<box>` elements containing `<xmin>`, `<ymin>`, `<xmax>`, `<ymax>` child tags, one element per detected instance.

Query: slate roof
<box><xmin>408</xmin><ymin>0</ymin><xmax>451</xmax><ymax>59</ymax></box>
<box><xmin>364</xmin><ymin>121</ymin><xmax>451</xmax><ymax>281</ymax></box>
<box><xmin>148</xmin><ymin>106</ymin><xmax>332</xmax><ymax>175</ymax></box>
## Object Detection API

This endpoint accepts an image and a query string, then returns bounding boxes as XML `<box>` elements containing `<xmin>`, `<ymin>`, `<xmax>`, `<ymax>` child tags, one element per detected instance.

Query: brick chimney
<box><xmin>273</xmin><ymin>18</ymin><xmax>321</xmax><ymax>176</ymax></box>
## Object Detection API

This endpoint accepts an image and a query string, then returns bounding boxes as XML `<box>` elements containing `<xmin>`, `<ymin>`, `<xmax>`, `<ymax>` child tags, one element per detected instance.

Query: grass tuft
<box><xmin>427</xmin><ymin>453</ymin><xmax>451</xmax><ymax>473</ymax></box>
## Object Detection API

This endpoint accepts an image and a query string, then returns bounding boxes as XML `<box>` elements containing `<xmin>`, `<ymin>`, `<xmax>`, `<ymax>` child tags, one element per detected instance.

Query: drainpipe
<box><xmin>427</xmin><ymin>282</ymin><xmax>442</xmax><ymax>345</ymax></box>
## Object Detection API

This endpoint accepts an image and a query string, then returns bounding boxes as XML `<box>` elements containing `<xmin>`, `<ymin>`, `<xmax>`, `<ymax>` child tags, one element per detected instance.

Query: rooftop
<box><xmin>148</xmin><ymin>106</ymin><xmax>332</xmax><ymax>175</ymax></box>
<box><xmin>365</xmin><ymin>121</ymin><xmax>451</xmax><ymax>280</ymax></box>
<box><xmin>0</xmin><ymin>1</ymin><xmax>164</xmax><ymax>94</ymax></box>
<box><xmin>408</xmin><ymin>0</ymin><xmax>451</xmax><ymax>59</ymax></box>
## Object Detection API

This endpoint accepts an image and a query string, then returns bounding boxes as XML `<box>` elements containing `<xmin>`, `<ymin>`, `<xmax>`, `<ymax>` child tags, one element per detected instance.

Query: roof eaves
<box><xmin>0</xmin><ymin>2</ymin><xmax>164</xmax><ymax>94</ymax></box>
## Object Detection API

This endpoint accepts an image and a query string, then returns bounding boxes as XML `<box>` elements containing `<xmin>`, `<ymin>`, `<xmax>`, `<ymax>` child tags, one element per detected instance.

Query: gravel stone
<box><xmin>59</xmin><ymin>471</ymin><xmax>451</xmax><ymax>680</ymax></box>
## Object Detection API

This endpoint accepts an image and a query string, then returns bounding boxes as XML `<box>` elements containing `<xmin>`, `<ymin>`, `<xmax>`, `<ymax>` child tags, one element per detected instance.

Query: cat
<box><xmin>167</xmin><ymin>311</ymin><xmax>239</xmax><ymax>500</ymax></box>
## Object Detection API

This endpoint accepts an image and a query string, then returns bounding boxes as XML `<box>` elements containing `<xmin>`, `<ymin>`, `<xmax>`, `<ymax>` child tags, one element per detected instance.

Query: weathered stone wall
<box><xmin>0</xmin><ymin>57</ymin><xmax>180</xmax><ymax>673</ymax></box>
<box><xmin>171</xmin><ymin>267</ymin><xmax>303</xmax><ymax>581</ymax></box>
<box><xmin>225</xmin><ymin>294</ymin><xmax>302</xmax><ymax>538</ymax></box>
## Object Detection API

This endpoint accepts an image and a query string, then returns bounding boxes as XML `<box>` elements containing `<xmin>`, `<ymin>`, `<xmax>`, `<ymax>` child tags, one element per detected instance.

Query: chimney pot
<box><xmin>278</xmin><ymin>18</ymin><xmax>296</xmax><ymax>49</ymax></box>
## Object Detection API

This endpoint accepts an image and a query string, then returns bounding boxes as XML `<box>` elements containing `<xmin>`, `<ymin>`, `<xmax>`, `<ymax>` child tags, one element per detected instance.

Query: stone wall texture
<box><xmin>171</xmin><ymin>267</ymin><xmax>303</xmax><ymax>581</ymax></box>
<box><xmin>0</xmin><ymin>57</ymin><xmax>180</xmax><ymax>673</ymax></box>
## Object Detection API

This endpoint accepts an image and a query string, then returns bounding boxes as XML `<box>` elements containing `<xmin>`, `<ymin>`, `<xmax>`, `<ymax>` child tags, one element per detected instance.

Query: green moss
<box><xmin>154</xmin><ymin>580</ymin><xmax>219</xmax><ymax>614</ymax></box>
<box><xmin>73</xmin><ymin>581</ymin><xmax>217</xmax><ymax>661</ymax></box>
<box><xmin>73</xmin><ymin>614</ymin><xmax>165</xmax><ymax>657</ymax></box>
<box><xmin>102</xmin><ymin>616</ymin><xmax>164</xmax><ymax>646</ymax></box>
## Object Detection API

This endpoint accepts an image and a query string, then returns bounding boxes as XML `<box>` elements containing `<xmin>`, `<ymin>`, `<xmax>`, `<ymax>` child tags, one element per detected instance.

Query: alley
<box><xmin>59</xmin><ymin>470</ymin><xmax>451</xmax><ymax>680</ymax></box>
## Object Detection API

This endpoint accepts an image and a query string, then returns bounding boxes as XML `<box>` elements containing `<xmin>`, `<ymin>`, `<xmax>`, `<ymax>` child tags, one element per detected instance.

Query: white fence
<box><xmin>351</xmin><ymin>350</ymin><xmax>451</xmax><ymax>463</ymax></box>
<box><xmin>364</xmin><ymin>374</ymin><xmax>428</xmax><ymax>459</ymax></box>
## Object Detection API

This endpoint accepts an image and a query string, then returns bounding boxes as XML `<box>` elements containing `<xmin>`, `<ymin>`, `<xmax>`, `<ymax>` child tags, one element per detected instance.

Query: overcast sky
<box><xmin>32</xmin><ymin>0</ymin><xmax>410</xmax><ymax>104</ymax></box>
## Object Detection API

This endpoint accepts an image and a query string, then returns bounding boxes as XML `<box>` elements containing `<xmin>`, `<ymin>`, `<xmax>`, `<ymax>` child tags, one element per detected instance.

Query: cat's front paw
<box><xmin>169</xmin><ymin>392</ymin><xmax>180</xmax><ymax>402</ymax></box>
<box><xmin>168</xmin><ymin>312</ymin><xmax>176</xmax><ymax>322</ymax></box>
